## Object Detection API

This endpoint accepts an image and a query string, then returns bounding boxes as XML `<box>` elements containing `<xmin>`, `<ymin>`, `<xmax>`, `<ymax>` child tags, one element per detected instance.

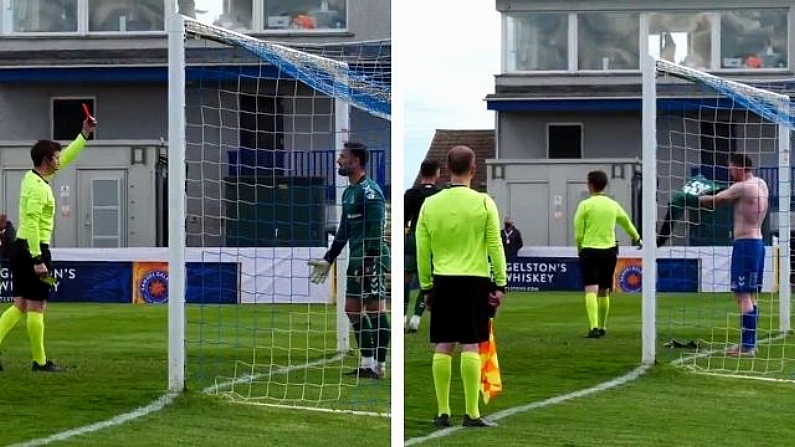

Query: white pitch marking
<box><xmin>404</xmin><ymin>332</ymin><xmax>792</xmax><ymax>446</ymax></box>
<box><xmin>403</xmin><ymin>364</ymin><xmax>651</xmax><ymax>447</ymax></box>
<box><xmin>9</xmin><ymin>355</ymin><xmax>347</xmax><ymax>446</ymax></box>
<box><xmin>7</xmin><ymin>393</ymin><xmax>179</xmax><ymax>447</ymax></box>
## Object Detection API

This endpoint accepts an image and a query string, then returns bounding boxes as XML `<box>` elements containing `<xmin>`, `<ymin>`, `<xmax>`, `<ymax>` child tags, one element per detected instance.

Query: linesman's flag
<box><xmin>479</xmin><ymin>318</ymin><xmax>502</xmax><ymax>404</ymax></box>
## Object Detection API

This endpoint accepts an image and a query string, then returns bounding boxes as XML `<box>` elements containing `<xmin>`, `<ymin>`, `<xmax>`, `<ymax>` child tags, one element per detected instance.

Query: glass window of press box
<box><xmin>263</xmin><ymin>0</ymin><xmax>346</xmax><ymax>31</ymax></box>
<box><xmin>4</xmin><ymin>0</ymin><xmax>347</xmax><ymax>34</ymax></box>
<box><xmin>503</xmin><ymin>9</ymin><xmax>789</xmax><ymax>73</ymax></box>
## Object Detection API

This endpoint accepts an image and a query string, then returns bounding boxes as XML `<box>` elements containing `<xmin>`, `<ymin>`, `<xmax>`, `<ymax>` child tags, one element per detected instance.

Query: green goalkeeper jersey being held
<box><xmin>658</xmin><ymin>174</ymin><xmax>727</xmax><ymax>247</ymax></box>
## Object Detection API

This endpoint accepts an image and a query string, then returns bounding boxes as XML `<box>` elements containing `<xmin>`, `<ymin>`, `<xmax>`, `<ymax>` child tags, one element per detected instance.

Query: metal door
<box><xmin>78</xmin><ymin>170</ymin><xmax>127</xmax><ymax>248</ymax></box>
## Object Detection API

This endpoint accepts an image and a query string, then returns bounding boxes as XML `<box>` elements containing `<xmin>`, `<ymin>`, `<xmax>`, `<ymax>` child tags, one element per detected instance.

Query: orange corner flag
<box><xmin>479</xmin><ymin>318</ymin><xmax>502</xmax><ymax>404</ymax></box>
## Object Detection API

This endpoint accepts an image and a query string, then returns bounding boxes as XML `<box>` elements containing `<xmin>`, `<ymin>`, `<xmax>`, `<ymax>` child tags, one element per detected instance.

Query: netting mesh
<box><xmin>185</xmin><ymin>18</ymin><xmax>390</xmax><ymax>120</ymax></box>
<box><xmin>178</xmin><ymin>16</ymin><xmax>391</xmax><ymax>414</ymax></box>
<box><xmin>653</xmin><ymin>59</ymin><xmax>794</xmax><ymax>381</ymax></box>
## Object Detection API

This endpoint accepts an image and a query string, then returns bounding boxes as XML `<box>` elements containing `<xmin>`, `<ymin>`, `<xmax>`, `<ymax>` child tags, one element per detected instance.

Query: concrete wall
<box><xmin>494</xmin><ymin>109</ymin><xmax>790</xmax><ymax>246</ymax></box>
<box><xmin>0</xmin><ymin>79</ymin><xmax>390</xmax><ymax>248</ymax></box>
<box><xmin>0</xmin><ymin>84</ymin><xmax>167</xmax><ymax>141</ymax></box>
<box><xmin>0</xmin><ymin>141</ymin><xmax>160</xmax><ymax>248</ymax></box>
<box><xmin>487</xmin><ymin>159</ymin><xmax>639</xmax><ymax>247</ymax></box>
<box><xmin>498</xmin><ymin>111</ymin><xmax>643</xmax><ymax>159</ymax></box>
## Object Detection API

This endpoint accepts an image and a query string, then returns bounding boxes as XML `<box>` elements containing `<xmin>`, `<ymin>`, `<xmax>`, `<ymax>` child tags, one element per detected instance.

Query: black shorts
<box><xmin>429</xmin><ymin>275</ymin><xmax>492</xmax><ymax>344</ymax></box>
<box><xmin>9</xmin><ymin>239</ymin><xmax>53</xmax><ymax>301</ymax></box>
<box><xmin>579</xmin><ymin>247</ymin><xmax>618</xmax><ymax>290</ymax></box>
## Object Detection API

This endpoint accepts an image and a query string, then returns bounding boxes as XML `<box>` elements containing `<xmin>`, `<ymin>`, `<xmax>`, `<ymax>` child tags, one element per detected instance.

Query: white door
<box><xmin>78</xmin><ymin>170</ymin><xmax>127</xmax><ymax>248</ymax></box>
<box><xmin>566</xmin><ymin>181</ymin><xmax>589</xmax><ymax>245</ymax></box>
<box><xmin>3</xmin><ymin>169</ymin><xmax>28</xmax><ymax>226</ymax></box>
<box><xmin>509</xmin><ymin>182</ymin><xmax>550</xmax><ymax>246</ymax></box>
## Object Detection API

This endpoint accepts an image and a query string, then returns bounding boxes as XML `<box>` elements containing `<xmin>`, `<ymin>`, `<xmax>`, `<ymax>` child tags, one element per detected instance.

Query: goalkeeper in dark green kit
<box><xmin>308</xmin><ymin>142</ymin><xmax>390</xmax><ymax>379</ymax></box>
<box><xmin>657</xmin><ymin>174</ymin><xmax>727</xmax><ymax>247</ymax></box>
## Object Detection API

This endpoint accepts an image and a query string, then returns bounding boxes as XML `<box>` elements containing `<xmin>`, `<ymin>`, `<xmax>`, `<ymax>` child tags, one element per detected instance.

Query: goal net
<box><xmin>167</xmin><ymin>13</ymin><xmax>391</xmax><ymax>415</ymax></box>
<box><xmin>643</xmin><ymin>55</ymin><xmax>794</xmax><ymax>381</ymax></box>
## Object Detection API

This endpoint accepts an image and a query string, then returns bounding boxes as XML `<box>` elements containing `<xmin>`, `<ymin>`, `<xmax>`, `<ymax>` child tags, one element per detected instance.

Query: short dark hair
<box><xmin>587</xmin><ymin>170</ymin><xmax>609</xmax><ymax>192</ymax></box>
<box><xmin>419</xmin><ymin>159</ymin><xmax>440</xmax><ymax>178</ymax></box>
<box><xmin>31</xmin><ymin>140</ymin><xmax>62</xmax><ymax>167</ymax></box>
<box><xmin>730</xmin><ymin>153</ymin><xmax>753</xmax><ymax>170</ymax></box>
<box><xmin>447</xmin><ymin>146</ymin><xmax>475</xmax><ymax>176</ymax></box>
<box><xmin>344</xmin><ymin>141</ymin><xmax>368</xmax><ymax>167</ymax></box>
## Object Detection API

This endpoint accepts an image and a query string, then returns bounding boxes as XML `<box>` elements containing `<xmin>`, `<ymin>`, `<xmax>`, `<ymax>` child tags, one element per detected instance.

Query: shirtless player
<box><xmin>699</xmin><ymin>153</ymin><xmax>769</xmax><ymax>357</ymax></box>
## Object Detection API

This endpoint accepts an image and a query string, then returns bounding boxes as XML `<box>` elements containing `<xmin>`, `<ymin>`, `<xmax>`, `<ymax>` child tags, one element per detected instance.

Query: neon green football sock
<box><xmin>0</xmin><ymin>305</ymin><xmax>23</xmax><ymax>345</ymax></box>
<box><xmin>27</xmin><ymin>311</ymin><xmax>46</xmax><ymax>365</ymax></box>
<box><xmin>598</xmin><ymin>294</ymin><xmax>610</xmax><ymax>329</ymax></box>
<box><xmin>585</xmin><ymin>292</ymin><xmax>598</xmax><ymax>330</ymax></box>
<box><xmin>432</xmin><ymin>353</ymin><xmax>452</xmax><ymax>417</ymax></box>
<box><xmin>461</xmin><ymin>351</ymin><xmax>482</xmax><ymax>419</ymax></box>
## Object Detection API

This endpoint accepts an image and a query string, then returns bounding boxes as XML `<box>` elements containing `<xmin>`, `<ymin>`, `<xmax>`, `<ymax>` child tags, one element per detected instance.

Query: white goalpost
<box><xmin>642</xmin><ymin>53</ymin><xmax>794</xmax><ymax>380</ymax></box>
<box><xmin>167</xmin><ymin>4</ymin><xmax>391</xmax><ymax>415</ymax></box>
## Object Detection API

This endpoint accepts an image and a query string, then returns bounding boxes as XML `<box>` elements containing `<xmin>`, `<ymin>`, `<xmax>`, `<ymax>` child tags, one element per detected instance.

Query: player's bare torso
<box><xmin>733</xmin><ymin>176</ymin><xmax>769</xmax><ymax>240</ymax></box>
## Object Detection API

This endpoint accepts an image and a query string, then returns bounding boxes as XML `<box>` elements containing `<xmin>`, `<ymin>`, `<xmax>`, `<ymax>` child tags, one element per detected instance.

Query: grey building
<box><xmin>486</xmin><ymin>0</ymin><xmax>793</xmax><ymax>247</ymax></box>
<box><xmin>0</xmin><ymin>0</ymin><xmax>391</xmax><ymax>249</ymax></box>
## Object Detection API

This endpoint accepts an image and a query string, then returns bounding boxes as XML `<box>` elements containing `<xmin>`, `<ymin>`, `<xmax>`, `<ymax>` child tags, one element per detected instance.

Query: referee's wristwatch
<box><xmin>32</xmin><ymin>255</ymin><xmax>44</xmax><ymax>265</ymax></box>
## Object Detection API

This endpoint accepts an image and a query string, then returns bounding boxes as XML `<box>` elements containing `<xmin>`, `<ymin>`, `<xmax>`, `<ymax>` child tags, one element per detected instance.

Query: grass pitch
<box><xmin>0</xmin><ymin>303</ymin><xmax>389</xmax><ymax>447</ymax></box>
<box><xmin>404</xmin><ymin>291</ymin><xmax>795</xmax><ymax>446</ymax></box>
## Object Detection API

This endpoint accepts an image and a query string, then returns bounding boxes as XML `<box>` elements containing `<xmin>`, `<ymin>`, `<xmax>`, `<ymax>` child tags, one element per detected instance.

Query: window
<box><xmin>237</xmin><ymin>94</ymin><xmax>285</xmax><ymax>173</ymax></box>
<box><xmin>11</xmin><ymin>0</ymin><xmax>78</xmax><ymax>32</ymax></box>
<box><xmin>264</xmin><ymin>0</ymin><xmax>346</xmax><ymax>30</ymax></box>
<box><xmin>700</xmin><ymin>121</ymin><xmax>734</xmax><ymax>166</ymax></box>
<box><xmin>578</xmin><ymin>13</ymin><xmax>640</xmax><ymax>70</ymax></box>
<box><xmin>720</xmin><ymin>10</ymin><xmax>788</xmax><ymax>69</ymax></box>
<box><xmin>506</xmin><ymin>13</ymin><xmax>568</xmax><ymax>71</ymax></box>
<box><xmin>7</xmin><ymin>0</ymin><xmax>354</xmax><ymax>34</ymax></box>
<box><xmin>88</xmin><ymin>0</ymin><xmax>164</xmax><ymax>32</ymax></box>
<box><xmin>91</xmin><ymin>178</ymin><xmax>122</xmax><ymax>248</ymax></box>
<box><xmin>53</xmin><ymin>99</ymin><xmax>95</xmax><ymax>141</ymax></box>
<box><xmin>648</xmin><ymin>12</ymin><xmax>712</xmax><ymax>69</ymax></box>
<box><xmin>548</xmin><ymin>124</ymin><xmax>582</xmax><ymax>159</ymax></box>
<box><xmin>180</xmin><ymin>0</ymin><xmax>253</xmax><ymax>31</ymax></box>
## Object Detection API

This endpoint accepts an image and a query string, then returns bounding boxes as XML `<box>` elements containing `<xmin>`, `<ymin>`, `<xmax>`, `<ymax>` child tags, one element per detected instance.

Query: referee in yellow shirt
<box><xmin>416</xmin><ymin>145</ymin><xmax>507</xmax><ymax>428</ymax></box>
<box><xmin>574</xmin><ymin>170</ymin><xmax>641</xmax><ymax>339</ymax></box>
<box><xmin>0</xmin><ymin>115</ymin><xmax>96</xmax><ymax>372</ymax></box>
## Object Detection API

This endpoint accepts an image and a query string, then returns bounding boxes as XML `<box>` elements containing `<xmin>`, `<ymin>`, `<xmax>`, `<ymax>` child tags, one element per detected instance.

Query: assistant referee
<box><xmin>573</xmin><ymin>170</ymin><xmax>641</xmax><ymax>339</ymax></box>
<box><xmin>415</xmin><ymin>145</ymin><xmax>506</xmax><ymax>429</ymax></box>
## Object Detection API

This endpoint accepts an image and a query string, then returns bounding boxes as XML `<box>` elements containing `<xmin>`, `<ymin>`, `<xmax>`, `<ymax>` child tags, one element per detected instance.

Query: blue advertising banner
<box><xmin>133</xmin><ymin>261</ymin><xmax>240</xmax><ymax>304</ymax></box>
<box><xmin>507</xmin><ymin>257</ymin><xmax>582</xmax><ymax>292</ymax></box>
<box><xmin>508</xmin><ymin>256</ymin><xmax>700</xmax><ymax>293</ymax></box>
<box><xmin>0</xmin><ymin>261</ymin><xmax>131</xmax><ymax>303</ymax></box>
<box><xmin>187</xmin><ymin>262</ymin><xmax>240</xmax><ymax>304</ymax></box>
<box><xmin>0</xmin><ymin>261</ymin><xmax>240</xmax><ymax>304</ymax></box>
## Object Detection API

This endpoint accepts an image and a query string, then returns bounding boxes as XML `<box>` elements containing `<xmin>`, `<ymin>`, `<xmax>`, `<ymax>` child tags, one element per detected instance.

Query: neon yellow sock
<box><xmin>585</xmin><ymin>292</ymin><xmax>598</xmax><ymax>329</ymax></box>
<box><xmin>460</xmin><ymin>351</ymin><xmax>481</xmax><ymax>419</ymax></box>
<box><xmin>0</xmin><ymin>305</ymin><xmax>23</xmax><ymax>345</ymax></box>
<box><xmin>598</xmin><ymin>294</ymin><xmax>610</xmax><ymax>329</ymax></box>
<box><xmin>27</xmin><ymin>311</ymin><xmax>46</xmax><ymax>365</ymax></box>
<box><xmin>432</xmin><ymin>353</ymin><xmax>452</xmax><ymax>417</ymax></box>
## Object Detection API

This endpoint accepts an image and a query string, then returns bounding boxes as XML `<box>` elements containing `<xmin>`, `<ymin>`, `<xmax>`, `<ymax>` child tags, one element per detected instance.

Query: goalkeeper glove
<box><xmin>307</xmin><ymin>259</ymin><xmax>331</xmax><ymax>284</ymax></box>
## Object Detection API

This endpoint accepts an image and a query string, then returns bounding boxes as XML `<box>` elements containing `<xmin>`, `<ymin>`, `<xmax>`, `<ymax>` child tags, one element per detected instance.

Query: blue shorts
<box><xmin>730</xmin><ymin>239</ymin><xmax>765</xmax><ymax>293</ymax></box>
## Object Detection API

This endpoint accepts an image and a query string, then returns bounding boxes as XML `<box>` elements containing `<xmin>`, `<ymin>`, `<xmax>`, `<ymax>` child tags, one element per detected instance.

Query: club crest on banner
<box><xmin>133</xmin><ymin>262</ymin><xmax>169</xmax><ymax>304</ymax></box>
<box><xmin>614</xmin><ymin>258</ymin><xmax>643</xmax><ymax>293</ymax></box>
